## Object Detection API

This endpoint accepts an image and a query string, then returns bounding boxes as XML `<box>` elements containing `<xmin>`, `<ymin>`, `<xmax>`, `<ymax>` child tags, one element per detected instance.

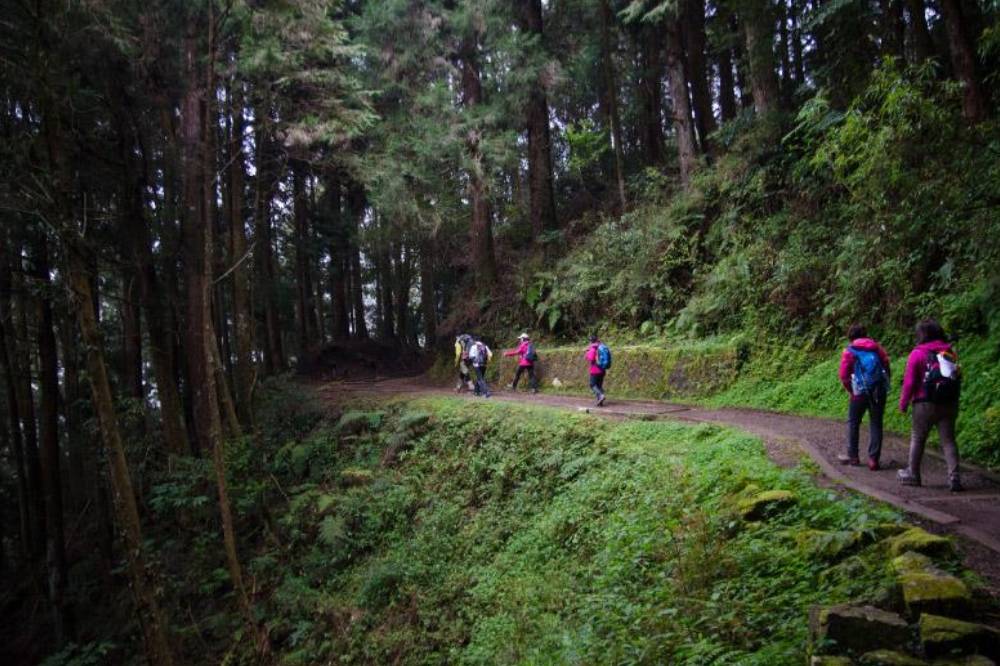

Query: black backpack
<box><xmin>922</xmin><ymin>349</ymin><xmax>961</xmax><ymax>404</ymax></box>
<box><xmin>524</xmin><ymin>342</ymin><xmax>538</xmax><ymax>362</ymax></box>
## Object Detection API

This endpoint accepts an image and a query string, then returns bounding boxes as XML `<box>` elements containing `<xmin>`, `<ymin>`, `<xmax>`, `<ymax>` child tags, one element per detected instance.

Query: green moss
<box><xmin>810</xmin><ymin>657</ymin><xmax>854</xmax><ymax>666</ymax></box>
<box><xmin>739</xmin><ymin>489</ymin><xmax>797</xmax><ymax>521</ymax></box>
<box><xmin>858</xmin><ymin>650</ymin><xmax>925</xmax><ymax>666</ymax></box>
<box><xmin>887</xmin><ymin>528</ymin><xmax>955</xmax><ymax>559</ymax></box>
<box><xmin>919</xmin><ymin>613</ymin><xmax>1000</xmax><ymax>658</ymax></box>
<box><xmin>890</xmin><ymin>552</ymin><xmax>933</xmax><ymax>576</ymax></box>
<box><xmin>899</xmin><ymin>571</ymin><xmax>971</xmax><ymax>617</ymax></box>
<box><xmin>795</xmin><ymin>529</ymin><xmax>863</xmax><ymax>560</ymax></box>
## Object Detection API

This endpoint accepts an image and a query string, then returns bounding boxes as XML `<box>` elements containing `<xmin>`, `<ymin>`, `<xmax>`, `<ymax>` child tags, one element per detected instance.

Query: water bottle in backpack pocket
<box><xmin>923</xmin><ymin>350</ymin><xmax>961</xmax><ymax>403</ymax></box>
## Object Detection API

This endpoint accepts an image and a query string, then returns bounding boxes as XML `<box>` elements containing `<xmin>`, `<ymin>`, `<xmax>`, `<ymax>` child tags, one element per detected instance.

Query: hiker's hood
<box><xmin>849</xmin><ymin>337</ymin><xmax>882</xmax><ymax>351</ymax></box>
<box><xmin>914</xmin><ymin>340</ymin><xmax>952</xmax><ymax>354</ymax></box>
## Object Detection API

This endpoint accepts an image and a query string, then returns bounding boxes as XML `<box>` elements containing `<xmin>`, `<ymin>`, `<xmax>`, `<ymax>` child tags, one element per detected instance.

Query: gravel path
<box><xmin>315</xmin><ymin>376</ymin><xmax>1000</xmax><ymax>592</ymax></box>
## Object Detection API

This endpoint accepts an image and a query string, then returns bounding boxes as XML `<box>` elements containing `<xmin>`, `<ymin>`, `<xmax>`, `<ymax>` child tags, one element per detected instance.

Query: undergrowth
<box><xmin>153</xmin><ymin>383</ymin><xmax>912</xmax><ymax>665</ymax></box>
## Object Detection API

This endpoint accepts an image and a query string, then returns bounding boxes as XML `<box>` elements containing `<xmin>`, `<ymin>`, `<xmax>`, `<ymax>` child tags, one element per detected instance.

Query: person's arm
<box><xmin>878</xmin><ymin>344</ymin><xmax>891</xmax><ymax>384</ymax></box>
<box><xmin>899</xmin><ymin>350</ymin><xmax>920</xmax><ymax>412</ymax></box>
<box><xmin>586</xmin><ymin>346</ymin><xmax>596</xmax><ymax>365</ymax></box>
<box><xmin>838</xmin><ymin>348</ymin><xmax>853</xmax><ymax>394</ymax></box>
<box><xmin>455</xmin><ymin>342</ymin><xmax>461</xmax><ymax>366</ymax></box>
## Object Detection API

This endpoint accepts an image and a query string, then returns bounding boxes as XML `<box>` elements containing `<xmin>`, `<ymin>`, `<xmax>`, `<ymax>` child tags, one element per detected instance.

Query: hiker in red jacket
<box><xmin>585</xmin><ymin>335</ymin><xmax>608</xmax><ymax>407</ymax></box>
<box><xmin>837</xmin><ymin>324</ymin><xmax>891</xmax><ymax>470</ymax></box>
<box><xmin>897</xmin><ymin>319</ymin><xmax>962</xmax><ymax>492</ymax></box>
<box><xmin>504</xmin><ymin>333</ymin><xmax>539</xmax><ymax>393</ymax></box>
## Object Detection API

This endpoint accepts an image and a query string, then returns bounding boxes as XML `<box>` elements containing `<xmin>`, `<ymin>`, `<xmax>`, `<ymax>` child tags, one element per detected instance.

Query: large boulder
<box><xmin>739</xmin><ymin>489</ymin><xmax>796</xmax><ymax>521</ymax></box>
<box><xmin>811</xmin><ymin>604</ymin><xmax>911</xmax><ymax>656</ymax></box>
<box><xmin>888</xmin><ymin>528</ymin><xmax>955</xmax><ymax>559</ymax></box>
<box><xmin>919</xmin><ymin>614</ymin><xmax>1000</xmax><ymax>659</ymax></box>
<box><xmin>899</xmin><ymin>571</ymin><xmax>972</xmax><ymax>618</ymax></box>
<box><xmin>892</xmin><ymin>552</ymin><xmax>934</xmax><ymax>576</ymax></box>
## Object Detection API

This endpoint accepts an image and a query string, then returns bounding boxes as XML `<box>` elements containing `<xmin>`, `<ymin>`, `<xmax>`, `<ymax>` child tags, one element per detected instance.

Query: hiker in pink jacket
<box><xmin>504</xmin><ymin>333</ymin><xmax>538</xmax><ymax>393</ymax></box>
<box><xmin>836</xmin><ymin>324</ymin><xmax>891</xmax><ymax>470</ymax></box>
<box><xmin>585</xmin><ymin>335</ymin><xmax>608</xmax><ymax>407</ymax></box>
<box><xmin>897</xmin><ymin>319</ymin><xmax>962</xmax><ymax>491</ymax></box>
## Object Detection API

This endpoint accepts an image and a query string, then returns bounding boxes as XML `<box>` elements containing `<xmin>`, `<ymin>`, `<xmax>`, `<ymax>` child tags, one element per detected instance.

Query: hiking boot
<box><xmin>531</xmin><ymin>388</ymin><xmax>538</xmax><ymax>394</ymax></box>
<box><xmin>867</xmin><ymin>457</ymin><xmax>880</xmax><ymax>471</ymax></box>
<box><xmin>596</xmin><ymin>394</ymin><xmax>606</xmax><ymax>407</ymax></box>
<box><xmin>949</xmin><ymin>479</ymin><xmax>964</xmax><ymax>493</ymax></box>
<box><xmin>506</xmin><ymin>383</ymin><xmax>515</xmax><ymax>390</ymax></box>
<box><xmin>837</xmin><ymin>454</ymin><xmax>861</xmax><ymax>466</ymax></box>
<box><xmin>897</xmin><ymin>469</ymin><xmax>921</xmax><ymax>487</ymax></box>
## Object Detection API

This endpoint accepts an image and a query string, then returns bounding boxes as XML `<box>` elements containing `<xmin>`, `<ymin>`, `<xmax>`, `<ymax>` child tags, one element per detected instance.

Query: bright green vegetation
<box><xmin>154</xmin><ymin>383</ymin><xmax>915</xmax><ymax>665</ymax></box>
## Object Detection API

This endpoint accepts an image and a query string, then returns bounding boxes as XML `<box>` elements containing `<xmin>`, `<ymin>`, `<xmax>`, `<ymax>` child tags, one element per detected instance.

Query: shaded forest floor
<box><xmin>315</xmin><ymin>374</ymin><xmax>1000</xmax><ymax>594</ymax></box>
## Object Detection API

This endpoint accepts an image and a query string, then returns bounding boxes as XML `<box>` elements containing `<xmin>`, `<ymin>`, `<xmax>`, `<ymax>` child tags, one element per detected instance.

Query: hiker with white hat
<box><xmin>504</xmin><ymin>333</ymin><xmax>539</xmax><ymax>394</ymax></box>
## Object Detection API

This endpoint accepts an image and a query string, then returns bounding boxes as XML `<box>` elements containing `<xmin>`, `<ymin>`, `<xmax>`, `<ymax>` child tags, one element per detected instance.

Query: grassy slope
<box><xmin>247</xmin><ymin>392</ymin><xmax>918</xmax><ymax>665</ymax></box>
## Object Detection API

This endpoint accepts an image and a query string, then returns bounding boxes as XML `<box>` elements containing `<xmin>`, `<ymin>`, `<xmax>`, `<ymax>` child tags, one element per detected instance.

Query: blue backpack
<box><xmin>596</xmin><ymin>343</ymin><xmax>612</xmax><ymax>370</ymax></box>
<box><xmin>849</xmin><ymin>347</ymin><xmax>887</xmax><ymax>397</ymax></box>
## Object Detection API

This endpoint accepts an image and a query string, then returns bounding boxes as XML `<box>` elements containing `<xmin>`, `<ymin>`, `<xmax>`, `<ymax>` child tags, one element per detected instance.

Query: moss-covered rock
<box><xmin>919</xmin><ymin>613</ymin><xmax>1000</xmax><ymax>659</ymax></box>
<box><xmin>739</xmin><ymin>489</ymin><xmax>797</xmax><ymax>521</ymax></box>
<box><xmin>931</xmin><ymin>656</ymin><xmax>997</xmax><ymax>666</ymax></box>
<box><xmin>892</xmin><ymin>552</ymin><xmax>934</xmax><ymax>576</ymax></box>
<box><xmin>899</xmin><ymin>571</ymin><xmax>971</xmax><ymax>618</ymax></box>
<box><xmin>796</xmin><ymin>529</ymin><xmax>864</xmax><ymax>560</ymax></box>
<box><xmin>859</xmin><ymin>650</ymin><xmax>925</xmax><ymax>665</ymax></box>
<box><xmin>811</xmin><ymin>657</ymin><xmax>855</xmax><ymax>666</ymax></box>
<box><xmin>887</xmin><ymin>528</ymin><xmax>955</xmax><ymax>559</ymax></box>
<box><xmin>810</xmin><ymin>604</ymin><xmax>911</xmax><ymax>656</ymax></box>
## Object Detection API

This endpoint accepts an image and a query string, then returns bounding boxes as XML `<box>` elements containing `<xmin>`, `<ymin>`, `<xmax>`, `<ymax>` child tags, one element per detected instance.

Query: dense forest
<box><xmin>2</xmin><ymin>0</ymin><xmax>1000</xmax><ymax>663</ymax></box>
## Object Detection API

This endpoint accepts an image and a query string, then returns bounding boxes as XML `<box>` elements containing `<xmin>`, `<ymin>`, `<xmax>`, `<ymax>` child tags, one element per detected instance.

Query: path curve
<box><xmin>315</xmin><ymin>376</ymin><xmax>1000</xmax><ymax>591</ymax></box>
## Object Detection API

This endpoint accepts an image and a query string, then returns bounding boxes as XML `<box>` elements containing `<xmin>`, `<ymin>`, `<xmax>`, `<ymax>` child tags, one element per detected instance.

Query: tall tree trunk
<box><xmin>227</xmin><ymin>87</ymin><xmax>254</xmax><ymax>426</ymax></box>
<box><xmin>347</xmin><ymin>183</ymin><xmax>369</xmax><ymax>339</ymax></box>
<box><xmin>742</xmin><ymin>3</ymin><xmax>781</xmax><ymax>115</ymax></box>
<box><xmin>0</xmin><ymin>251</ymin><xmax>31</xmax><ymax>562</ymax></box>
<box><xmin>904</xmin><ymin>0</ymin><xmax>934</xmax><ymax>64</ymax></box>
<box><xmin>9</xmin><ymin>254</ymin><xmax>44</xmax><ymax>560</ymax></box>
<box><xmin>939</xmin><ymin>0</ymin><xmax>986</xmax><ymax>123</ymax></box>
<box><xmin>32</xmin><ymin>235</ymin><xmax>69</xmax><ymax>645</ymax></box>
<box><xmin>718</xmin><ymin>46</ymin><xmax>738</xmax><ymax>121</ymax></box>
<box><xmin>120</xmin><ymin>272</ymin><xmax>143</xmax><ymax>400</ymax></box>
<box><xmin>327</xmin><ymin>175</ymin><xmax>350</xmax><ymax>340</ymax></box>
<box><xmin>292</xmin><ymin>161</ymin><xmax>318</xmax><ymax>357</ymax></box>
<box><xmin>682</xmin><ymin>0</ymin><xmax>717</xmax><ymax>154</ymax></box>
<box><xmin>66</xmin><ymin>246</ymin><xmax>175</xmax><ymax>666</ymax></box>
<box><xmin>880</xmin><ymin>0</ymin><xmax>907</xmax><ymax>60</ymax></box>
<box><xmin>636</xmin><ymin>25</ymin><xmax>665</xmax><ymax>165</ymax></box>
<box><xmin>599</xmin><ymin>0</ymin><xmax>627</xmax><ymax>210</ymax></box>
<box><xmin>392</xmin><ymin>241</ymin><xmax>410</xmax><ymax>344</ymax></box>
<box><xmin>253</xmin><ymin>102</ymin><xmax>285</xmax><ymax>375</ymax></box>
<box><xmin>459</xmin><ymin>35</ymin><xmax>498</xmax><ymax>287</ymax></box>
<box><xmin>419</xmin><ymin>238</ymin><xmax>436</xmax><ymax>348</ymax></box>
<box><xmin>777</xmin><ymin>0</ymin><xmax>794</xmax><ymax>103</ymax></box>
<box><xmin>57</xmin><ymin>316</ymin><xmax>86</xmax><ymax>512</ymax></box>
<box><xmin>665</xmin><ymin>18</ymin><xmax>699</xmax><ymax>187</ymax></box>
<box><xmin>517</xmin><ymin>0</ymin><xmax>558</xmax><ymax>238</ymax></box>
<box><xmin>790</xmin><ymin>0</ymin><xmax>806</xmax><ymax>84</ymax></box>
<box><xmin>181</xmin><ymin>26</ymin><xmax>211</xmax><ymax>453</ymax></box>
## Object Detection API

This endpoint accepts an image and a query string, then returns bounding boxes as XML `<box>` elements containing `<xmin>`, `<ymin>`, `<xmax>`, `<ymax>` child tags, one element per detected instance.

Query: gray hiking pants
<box><xmin>907</xmin><ymin>401</ymin><xmax>961</xmax><ymax>483</ymax></box>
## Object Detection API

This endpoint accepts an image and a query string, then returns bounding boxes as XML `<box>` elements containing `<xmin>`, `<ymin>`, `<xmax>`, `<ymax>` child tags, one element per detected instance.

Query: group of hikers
<box><xmin>455</xmin><ymin>317</ymin><xmax>964</xmax><ymax>492</ymax></box>
<box><xmin>839</xmin><ymin>318</ymin><xmax>964</xmax><ymax>492</ymax></box>
<box><xmin>454</xmin><ymin>332</ymin><xmax>612</xmax><ymax>405</ymax></box>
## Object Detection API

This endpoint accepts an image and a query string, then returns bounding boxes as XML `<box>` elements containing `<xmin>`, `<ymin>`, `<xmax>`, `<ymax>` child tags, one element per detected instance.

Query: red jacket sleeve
<box><xmin>504</xmin><ymin>342</ymin><xmax>525</xmax><ymax>358</ymax></box>
<box><xmin>838</xmin><ymin>348</ymin><xmax>854</xmax><ymax>394</ymax></box>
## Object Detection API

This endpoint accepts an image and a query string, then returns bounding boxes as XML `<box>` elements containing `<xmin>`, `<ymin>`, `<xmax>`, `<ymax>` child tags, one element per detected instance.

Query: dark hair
<box><xmin>589</xmin><ymin>334</ymin><xmax>598</xmax><ymax>343</ymax></box>
<box><xmin>846</xmin><ymin>324</ymin><xmax>867</xmax><ymax>341</ymax></box>
<box><xmin>915</xmin><ymin>318</ymin><xmax>947</xmax><ymax>344</ymax></box>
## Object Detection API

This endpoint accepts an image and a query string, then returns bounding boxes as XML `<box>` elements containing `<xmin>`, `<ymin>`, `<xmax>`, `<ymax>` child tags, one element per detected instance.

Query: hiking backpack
<box><xmin>470</xmin><ymin>341</ymin><xmax>489</xmax><ymax>367</ymax></box>
<box><xmin>524</xmin><ymin>342</ymin><xmax>538</xmax><ymax>362</ymax></box>
<box><xmin>458</xmin><ymin>334</ymin><xmax>474</xmax><ymax>360</ymax></box>
<box><xmin>848</xmin><ymin>346</ymin><xmax>888</xmax><ymax>397</ymax></box>
<box><xmin>596</xmin><ymin>343</ymin><xmax>612</xmax><ymax>371</ymax></box>
<box><xmin>923</xmin><ymin>349</ymin><xmax>961</xmax><ymax>404</ymax></box>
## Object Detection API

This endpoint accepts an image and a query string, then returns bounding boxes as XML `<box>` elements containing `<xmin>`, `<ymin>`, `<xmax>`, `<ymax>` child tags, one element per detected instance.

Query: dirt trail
<box><xmin>316</xmin><ymin>376</ymin><xmax>1000</xmax><ymax>591</ymax></box>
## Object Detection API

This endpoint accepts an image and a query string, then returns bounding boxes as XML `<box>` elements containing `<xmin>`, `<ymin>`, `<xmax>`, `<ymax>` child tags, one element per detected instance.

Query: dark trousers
<box><xmin>847</xmin><ymin>388</ymin><xmax>886</xmax><ymax>461</ymax></box>
<box><xmin>908</xmin><ymin>401</ymin><xmax>960</xmax><ymax>482</ymax></box>
<box><xmin>589</xmin><ymin>372</ymin><xmax>605</xmax><ymax>398</ymax></box>
<box><xmin>512</xmin><ymin>365</ymin><xmax>537</xmax><ymax>390</ymax></box>
<box><xmin>473</xmin><ymin>365</ymin><xmax>490</xmax><ymax>396</ymax></box>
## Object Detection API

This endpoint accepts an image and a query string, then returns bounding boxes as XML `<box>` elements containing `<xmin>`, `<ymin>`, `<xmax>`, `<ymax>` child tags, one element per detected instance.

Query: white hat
<box><xmin>518</xmin><ymin>332</ymin><xmax>529</xmax><ymax>340</ymax></box>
